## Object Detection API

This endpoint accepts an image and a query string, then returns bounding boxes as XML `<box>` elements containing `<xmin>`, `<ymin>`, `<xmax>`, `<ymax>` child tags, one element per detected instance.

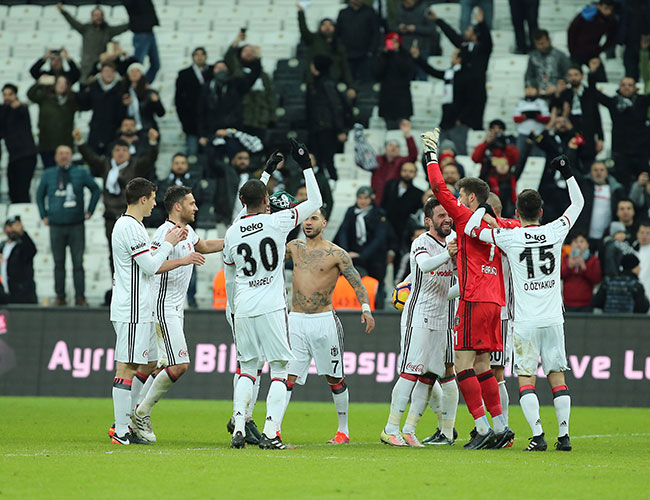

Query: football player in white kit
<box><xmin>224</xmin><ymin>139</ymin><xmax>322</xmax><ymax>449</ymax></box>
<box><xmin>130</xmin><ymin>185</ymin><xmax>224</xmax><ymax>442</ymax></box>
<box><xmin>109</xmin><ymin>178</ymin><xmax>189</xmax><ymax>445</ymax></box>
<box><xmin>465</xmin><ymin>155</ymin><xmax>584</xmax><ymax>452</ymax></box>
<box><xmin>381</xmin><ymin>198</ymin><xmax>459</xmax><ymax>447</ymax></box>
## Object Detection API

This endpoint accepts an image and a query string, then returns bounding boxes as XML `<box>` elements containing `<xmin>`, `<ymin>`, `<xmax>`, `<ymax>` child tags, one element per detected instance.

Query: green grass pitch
<box><xmin>2</xmin><ymin>397</ymin><xmax>649</xmax><ymax>499</ymax></box>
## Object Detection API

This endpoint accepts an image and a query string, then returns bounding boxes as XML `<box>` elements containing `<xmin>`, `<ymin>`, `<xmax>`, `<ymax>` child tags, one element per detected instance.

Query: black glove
<box><xmin>289</xmin><ymin>138</ymin><xmax>311</xmax><ymax>170</ymax></box>
<box><xmin>552</xmin><ymin>154</ymin><xmax>572</xmax><ymax>180</ymax></box>
<box><xmin>478</xmin><ymin>202</ymin><xmax>497</xmax><ymax>219</ymax></box>
<box><xmin>264</xmin><ymin>150</ymin><xmax>283</xmax><ymax>175</ymax></box>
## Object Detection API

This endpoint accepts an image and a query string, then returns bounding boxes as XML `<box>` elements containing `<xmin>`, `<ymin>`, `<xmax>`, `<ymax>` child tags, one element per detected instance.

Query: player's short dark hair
<box><xmin>2</xmin><ymin>83</ymin><xmax>18</xmax><ymax>94</ymax></box>
<box><xmin>192</xmin><ymin>46</ymin><xmax>207</xmax><ymax>56</ymax></box>
<box><xmin>164</xmin><ymin>185</ymin><xmax>193</xmax><ymax>214</ymax></box>
<box><xmin>423</xmin><ymin>197</ymin><xmax>441</xmax><ymax>220</ymax></box>
<box><xmin>457</xmin><ymin>177</ymin><xmax>490</xmax><ymax>204</ymax></box>
<box><xmin>315</xmin><ymin>206</ymin><xmax>329</xmax><ymax>220</ymax></box>
<box><xmin>121</xmin><ymin>116</ymin><xmax>136</xmax><ymax>123</ymax></box>
<box><xmin>111</xmin><ymin>138</ymin><xmax>130</xmax><ymax>151</ymax></box>
<box><xmin>568</xmin><ymin>64</ymin><xmax>583</xmax><ymax>74</ymax></box>
<box><xmin>533</xmin><ymin>29</ymin><xmax>549</xmax><ymax>41</ymax></box>
<box><xmin>570</xmin><ymin>232</ymin><xmax>588</xmax><ymax>243</ymax></box>
<box><xmin>516</xmin><ymin>189</ymin><xmax>543</xmax><ymax>221</ymax></box>
<box><xmin>125</xmin><ymin>178</ymin><xmax>156</xmax><ymax>205</ymax></box>
<box><xmin>239</xmin><ymin>179</ymin><xmax>267</xmax><ymax>208</ymax></box>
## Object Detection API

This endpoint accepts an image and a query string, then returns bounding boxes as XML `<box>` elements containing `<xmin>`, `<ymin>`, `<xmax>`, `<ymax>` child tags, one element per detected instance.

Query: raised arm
<box><xmin>336</xmin><ymin>248</ymin><xmax>375</xmax><ymax>333</ymax></box>
<box><xmin>289</xmin><ymin>139</ymin><xmax>323</xmax><ymax>224</ymax></box>
<box><xmin>59</xmin><ymin>7</ymin><xmax>85</xmax><ymax>33</ymax></box>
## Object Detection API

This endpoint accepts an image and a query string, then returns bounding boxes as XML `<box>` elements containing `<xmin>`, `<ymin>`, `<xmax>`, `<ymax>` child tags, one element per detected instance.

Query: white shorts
<box><xmin>399</xmin><ymin>323</ymin><xmax>446</xmax><ymax>377</ymax></box>
<box><xmin>513</xmin><ymin>323</ymin><xmax>568</xmax><ymax>376</ymax></box>
<box><xmin>490</xmin><ymin>319</ymin><xmax>513</xmax><ymax>367</ymax></box>
<box><xmin>155</xmin><ymin>315</ymin><xmax>190</xmax><ymax>367</ymax></box>
<box><xmin>444</xmin><ymin>327</ymin><xmax>455</xmax><ymax>365</ymax></box>
<box><xmin>286</xmin><ymin>311</ymin><xmax>344</xmax><ymax>385</ymax></box>
<box><xmin>112</xmin><ymin>321</ymin><xmax>157</xmax><ymax>365</ymax></box>
<box><xmin>234</xmin><ymin>309</ymin><xmax>294</xmax><ymax>363</ymax></box>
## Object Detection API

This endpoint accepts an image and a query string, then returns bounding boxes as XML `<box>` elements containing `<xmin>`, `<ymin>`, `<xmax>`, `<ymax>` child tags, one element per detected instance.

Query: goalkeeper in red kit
<box><xmin>422</xmin><ymin>129</ymin><xmax>516</xmax><ymax>449</ymax></box>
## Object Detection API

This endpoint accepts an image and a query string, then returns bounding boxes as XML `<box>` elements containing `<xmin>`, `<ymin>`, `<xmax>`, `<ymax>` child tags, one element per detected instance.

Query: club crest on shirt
<box><xmin>331</xmin><ymin>346</ymin><xmax>339</xmax><ymax>357</ymax></box>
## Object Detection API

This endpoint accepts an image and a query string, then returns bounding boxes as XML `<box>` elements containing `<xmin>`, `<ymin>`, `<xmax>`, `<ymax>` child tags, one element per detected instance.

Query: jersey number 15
<box><xmin>519</xmin><ymin>245</ymin><xmax>555</xmax><ymax>279</ymax></box>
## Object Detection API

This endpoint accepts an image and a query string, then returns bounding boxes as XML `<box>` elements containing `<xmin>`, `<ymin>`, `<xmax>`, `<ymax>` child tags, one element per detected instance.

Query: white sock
<box><xmin>440</xmin><ymin>376</ymin><xmax>459</xmax><ymax>439</ymax></box>
<box><xmin>520</xmin><ymin>391</ymin><xmax>543</xmax><ymax>436</ymax></box>
<box><xmin>137</xmin><ymin>372</ymin><xmax>156</xmax><ymax>412</ymax></box>
<box><xmin>232</xmin><ymin>371</ymin><xmax>238</xmax><ymax>396</ymax></box>
<box><xmin>330</xmin><ymin>381</ymin><xmax>350</xmax><ymax>435</ymax></box>
<box><xmin>247</xmin><ymin>370</ymin><xmax>262</xmax><ymax>420</ymax></box>
<box><xmin>130</xmin><ymin>372</ymin><xmax>147</xmax><ymax>415</ymax></box>
<box><xmin>492</xmin><ymin>413</ymin><xmax>507</xmax><ymax>433</ymax></box>
<box><xmin>112</xmin><ymin>378</ymin><xmax>132</xmax><ymax>437</ymax></box>
<box><xmin>498</xmin><ymin>380</ymin><xmax>509</xmax><ymax>426</ymax></box>
<box><xmin>475</xmin><ymin>415</ymin><xmax>491</xmax><ymax>435</ymax></box>
<box><xmin>385</xmin><ymin>376</ymin><xmax>416</xmax><ymax>434</ymax></box>
<box><xmin>280</xmin><ymin>384</ymin><xmax>294</xmax><ymax>432</ymax></box>
<box><xmin>233</xmin><ymin>374</ymin><xmax>254</xmax><ymax>434</ymax></box>
<box><xmin>403</xmin><ymin>379</ymin><xmax>432</xmax><ymax>434</ymax></box>
<box><xmin>262</xmin><ymin>379</ymin><xmax>288</xmax><ymax>437</ymax></box>
<box><xmin>428</xmin><ymin>380</ymin><xmax>443</xmax><ymax>429</ymax></box>
<box><xmin>136</xmin><ymin>368</ymin><xmax>175</xmax><ymax>417</ymax></box>
<box><xmin>553</xmin><ymin>393</ymin><xmax>571</xmax><ymax>437</ymax></box>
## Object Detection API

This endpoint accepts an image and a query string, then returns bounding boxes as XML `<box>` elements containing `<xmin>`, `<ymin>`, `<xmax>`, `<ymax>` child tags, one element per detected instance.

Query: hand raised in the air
<box><xmin>551</xmin><ymin>154</ymin><xmax>572</xmax><ymax>180</ymax></box>
<box><xmin>265</xmin><ymin>150</ymin><xmax>284</xmax><ymax>175</ymax></box>
<box><xmin>289</xmin><ymin>138</ymin><xmax>311</xmax><ymax>170</ymax></box>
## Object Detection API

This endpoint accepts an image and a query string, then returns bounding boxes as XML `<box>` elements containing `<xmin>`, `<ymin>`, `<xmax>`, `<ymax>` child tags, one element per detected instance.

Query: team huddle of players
<box><xmin>106</xmin><ymin>130</ymin><xmax>582</xmax><ymax>452</ymax></box>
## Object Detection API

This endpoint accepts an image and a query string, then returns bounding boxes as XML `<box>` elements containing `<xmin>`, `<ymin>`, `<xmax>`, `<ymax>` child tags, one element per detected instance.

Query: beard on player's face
<box><xmin>304</xmin><ymin>225</ymin><xmax>322</xmax><ymax>238</ymax></box>
<box><xmin>433</xmin><ymin>218</ymin><xmax>452</xmax><ymax>237</ymax></box>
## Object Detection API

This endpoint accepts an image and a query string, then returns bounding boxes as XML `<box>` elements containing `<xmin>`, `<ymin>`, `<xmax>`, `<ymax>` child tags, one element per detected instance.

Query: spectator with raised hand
<box><xmin>57</xmin><ymin>3</ymin><xmax>129</xmax><ymax>83</ymax></box>
<box><xmin>588</xmin><ymin>57</ymin><xmax>650</xmax><ymax>190</ymax></box>
<box><xmin>591</xmin><ymin>253</ymin><xmax>650</xmax><ymax>313</ymax></box>
<box><xmin>121</xmin><ymin>63</ymin><xmax>164</xmax><ymax>132</ymax></box>
<box><xmin>306</xmin><ymin>55</ymin><xmax>349</xmax><ymax>182</ymax></box>
<box><xmin>30</xmin><ymin>48</ymin><xmax>81</xmax><ymax>86</ymax></box>
<box><xmin>509</xmin><ymin>0</ymin><xmax>539</xmax><ymax>54</ymax></box>
<box><xmin>512</xmin><ymin>84</ymin><xmax>550</xmax><ymax>156</ymax></box>
<box><xmin>568</xmin><ymin>0</ymin><xmax>617</xmax><ymax>82</ymax></box>
<box><xmin>524</xmin><ymin>29</ymin><xmax>571</xmax><ymax>94</ymax></box>
<box><xmin>36</xmin><ymin>144</ymin><xmax>101</xmax><ymax>307</ymax></box>
<box><xmin>429</xmin><ymin>6</ymin><xmax>492</xmax><ymax>130</ymax></box>
<box><xmin>73</xmin><ymin>127</ymin><xmax>159</xmax><ymax>274</ymax></box>
<box><xmin>225</xmin><ymin>31</ymin><xmax>278</xmax><ymax>142</ymax></box>
<box><xmin>89</xmin><ymin>40</ymin><xmax>139</xmax><ymax>79</ymax></box>
<box><xmin>27</xmin><ymin>75</ymin><xmax>78</xmax><ymax>169</ymax></box>
<box><xmin>390</xmin><ymin>0</ymin><xmax>441</xmax><ymax>80</ymax></box>
<box><xmin>630</xmin><ymin>171</ymin><xmax>650</xmax><ymax>217</ymax></box>
<box><xmin>122</xmin><ymin>0</ymin><xmax>160</xmax><ymax>83</ymax></box>
<box><xmin>76</xmin><ymin>62</ymin><xmax>125</xmax><ymax>155</ymax></box>
<box><xmin>175</xmin><ymin>47</ymin><xmax>209</xmax><ymax>157</ymax></box>
<box><xmin>561</xmin><ymin>233</ymin><xmax>601</xmax><ymax>312</ymax></box>
<box><xmin>298</xmin><ymin>3</ymin><xmax>355</xmax><ymax>98</ymax></box>
<box><xmin>336</xmin><ymin>0</ymin><xmax>381</xmax><ymax>84</ymax></box>
<box><xmin>0</xmin><ymin>84</ymin><xmax>38</xmax><ymax>203</ymax></box>
<box><xmin>0</xmin><ymin>216</ymin><xmax>37</xmax><ymax>305</ymax></box>
<box><xmin>356</xmin><ymin>119</ymin><xmax>417</xmax><ymax>206</ymax></box>
<box><xmin>375</xmin><ymin>32</ymin><xmax>416</xmax><ymax>129</ymax></box>
<box><xmin>460</xmin><ymin>0</ymin><xmax>493</xmax><ymax>31</ymax></box>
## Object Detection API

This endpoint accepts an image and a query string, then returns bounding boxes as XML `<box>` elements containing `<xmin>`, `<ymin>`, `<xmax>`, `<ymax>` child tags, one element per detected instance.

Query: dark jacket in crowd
<box><xmin>525</xmin><ymin>47</ymin><xmax>571</xmax><ymax>92</ymax></box>
<box><xmin>299</xmin><ymin>10</ymin><xmax>353</xmax><ymax>87</ymax></box>
<box><xmin>27</xmin><ymin>84</ymin><xmax>77</xmax><ymax>155</ymax></box>
<box><xmin>29</xmin><ymin>57</ymin><xmax>81</xmax><ymax>86</ymax></box>
<box><xmin>122</xmin><ymin>0</ymin><xmax>159</xmax><ymax>33</ymax></box>
<box><xmin>122</xmin><ymin>84</ymin><xmax>165</xmax><ymax>132</ymax></box>
<box><xmin>78</xmin><ymin>142</ymin><xmax>158</xmax><ymax>221</ymax></box>
<box><xmin>575</xmin><ymin>174</ymin><xmax>626</xmax><ymax>237</ymax></box>
<box><xmin>60</xmin><ymin>8</ymin><xmax>129</xmax><ymax>82</ymax></box>
<box><xmin>36</xmin><ymin>165</ymin><xmax>101</xmax><ymax>225</ymax></box>
<box><xmin>306</xmin><ymin>73</ymin><xmax>347</xmax><ymax>134</ymax></box>
<box><xmin>336</xmin><ymin>4</ymin><xmax>381</xmax><ymax>59</ymax></box>
<box><xmin>0</xmin><ymin>103</ymin><xmax>37</xmax><ymax>161</ymax></box>
<box><xmin>175</xmin><ymin>64</ymin><xmax>209</xmax><ymax>136</ymax></box>
<box><xmin>0</xmin><ymin>233</ymin><xmax>37</xmax><ymax>304</ymax></box>
<box><xmin>375</xmin><ymin>49</ymin><xmax>416</xmax><ymax>121</ymax></box>
<box><xmin>381</xmin><ymin>178</ymin><xmax>424</xmax><ymax>251</ymax></box>
<box><xmin>591</xmin><ymin>272</ymin><xmax>650</xmax><ymax>313</ymax></box>
<box><xmin>561</xmin><ymin>83</ymin><xmax>604</xmax><ymax>163</ymax></box>
<box><xmin>390</xmin><ymin>0</ymin><xmax>439</xmax><ymax>55</ymax></box>
<box><xmin>76</xmin><ymin>78</ymin><xmax>125</xmax><ymax>154</ymax></box>
<box><xmin>568</xmin><ymin>5</ymin><xmax>617</xmax><ymax>63</ymax></box>
<box><xmin>224</xmin><ymin>47</ymin><xmax>278</xmax><ymax>131</ymax></box>
<box><xmin>197</xmin><ymin>62</ymin><xmax>261</xmax><ymax>139</ymax></box>
<box><xmin>148</xmin><ymin>172</ymin><xmax>203</xmax><ymax>228</ymax></box>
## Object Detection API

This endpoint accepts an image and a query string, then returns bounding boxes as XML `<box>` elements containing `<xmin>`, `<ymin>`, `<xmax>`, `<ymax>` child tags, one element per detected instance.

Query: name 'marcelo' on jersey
<box><xmin>224</xmin><ymin>208</ymin><xmax>299</xmax><ymax>318</ymax></box>
<box><xmin>151</xmin><ymin>220</ymin><xmax>200</xmax><ymax>318</ymax></box>
<box><xmin>110</xmin><ymin>214</ymin><xmax>173</xmax><ymax>324</ymax></box>
<box><xmin>402</xmin><ymin>232</ymin><xmax>456</xmax><ymax>331</ymax></box>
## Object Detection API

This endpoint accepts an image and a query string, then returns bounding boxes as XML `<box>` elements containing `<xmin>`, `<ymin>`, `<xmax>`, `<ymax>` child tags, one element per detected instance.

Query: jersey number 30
<box><xmin>519</xmin><ymin>245</ymin><xmax>555</xmax><ymax>279</ymax></box>
<box><xmin>237</xmin><ymin>238</ymin><xmax>279</xmax><ymax>277</ymax></box>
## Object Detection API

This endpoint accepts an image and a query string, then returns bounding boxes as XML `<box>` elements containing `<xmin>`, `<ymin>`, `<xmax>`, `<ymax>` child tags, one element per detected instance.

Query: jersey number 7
<box><xmin>237</xmin><ymin>238</ymin><xmax>279</xmax><ymax>277</ymax></box>
<box><xmin>519</xmin><ymin>245</ymin><xmax>555</xmax><ymax>279</ymax></box>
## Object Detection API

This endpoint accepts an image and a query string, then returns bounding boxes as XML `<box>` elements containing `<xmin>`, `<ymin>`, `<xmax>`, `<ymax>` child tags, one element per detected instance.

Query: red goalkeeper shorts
<box><xmin>453</xmin><ymin>300</ymin><xmax>502</xmax><ymax>353</ymax></box>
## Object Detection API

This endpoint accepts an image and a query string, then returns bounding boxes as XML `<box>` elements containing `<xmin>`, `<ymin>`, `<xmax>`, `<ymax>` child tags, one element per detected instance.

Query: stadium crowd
<box><xmin>0</xmin><ymin>0</ymin><xmax>649</xmax><ymax>314</ymax></box>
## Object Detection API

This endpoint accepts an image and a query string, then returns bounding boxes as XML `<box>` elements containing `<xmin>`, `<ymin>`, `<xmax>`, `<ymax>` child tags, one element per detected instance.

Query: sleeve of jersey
<box><xmin>133</xmin><ymin>241</ymin><xmax>174</xmax><ymax>276</ymax></box>
<box><xmin>150</xmin><ymin>227</ymin><xmax>165</xmax><ymax>253</ymax></box>
<box><xmin>447</xmin><ymin>283</ymin><xmax>460</xmax><ymax>300</ymax></box>
<box><xmin>415</xmin><ymin>249</ymin><xmax>451</xmax><ymax>273</ymax></box>
<box><xmin>481</xmin><ymin>227</ymin><xmax>513</xmax><ymax>252</ymax></box>
<box><xmin>224</xmin><ymin>260</ymin><xmax>237</xmax><ymax>314</ymax></box>
<box><xmin>497</xmin><ymin>217</ymin><xmax>521</xmax><ymax>229</ymax></box>
<box><xmin>222</xmin><ymin>236</ymin><xmax>233</xmax><ymax>266</ymax></box>
<box><xmin>561</xmin><ymin>176</ymin><xmax>585</xmax><ymax>230</ymax></box>
<box><xmin>293</xmin><ymin>168</ymin><xmax>323</xmax><ymax>226</ymax></box>
<box><xmin>426</xmin><ymin>159</ymin><xmax>470</xmax><ymax>224</ymax></box>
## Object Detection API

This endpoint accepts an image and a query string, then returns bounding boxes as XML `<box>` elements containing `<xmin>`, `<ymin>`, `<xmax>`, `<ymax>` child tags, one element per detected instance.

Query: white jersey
<box><xmin>224</xmin><ymin>208</ymin><xmax>299</xmax><ymax>318</ymax></box>
<box><xmin>151</xmin><ymin>220</ymin><xmax>200</xmax><ymax>318</ymax></box>
<box><xmin>402</xmin><ymin>232</ymin><xmax>455</xmax><ymax>330</ymax></box>
<box><xmin>490</xmin><ymin>215</ymin><xmax>572</xmax><ymax>327</ymax></box>
<box><xmin>501</xmin><ymin>253</ymin><xmax>514</xmax><ymax>320</ymax></box>
<box><xmin>110</xmin><ymin>215</ymin><xmax>157</xmax><ymax>323</ymax></box>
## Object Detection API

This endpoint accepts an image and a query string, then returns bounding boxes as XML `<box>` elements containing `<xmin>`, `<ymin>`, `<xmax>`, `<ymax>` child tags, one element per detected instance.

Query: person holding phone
<box><xmin>561</xmin><ymin>233</ymin><xmax>601</xmax><ymax>312</ymax></box>
<box><xmin>29</xmin><ymin>48</ymin><xmax>81</xmax><ymax>85</ymax></box>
